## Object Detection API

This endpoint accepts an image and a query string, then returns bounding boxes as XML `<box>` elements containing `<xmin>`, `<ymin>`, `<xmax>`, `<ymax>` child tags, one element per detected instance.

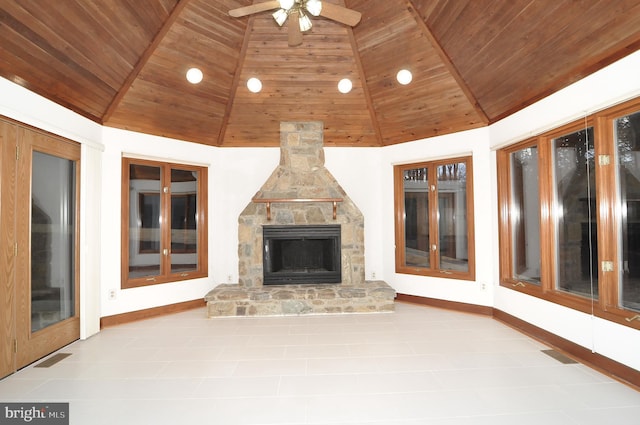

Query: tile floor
<box><xmin>1</xmin><ymin>302</ymin><xmax>639</xmax><ymax>424</ymax></box>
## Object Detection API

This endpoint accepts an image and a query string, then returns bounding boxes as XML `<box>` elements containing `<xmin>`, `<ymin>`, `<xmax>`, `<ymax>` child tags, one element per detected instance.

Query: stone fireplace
<box><xmin>204</xmin><ymin>122</ymin><xmax>395</xmax><ymax>317</ymax></box>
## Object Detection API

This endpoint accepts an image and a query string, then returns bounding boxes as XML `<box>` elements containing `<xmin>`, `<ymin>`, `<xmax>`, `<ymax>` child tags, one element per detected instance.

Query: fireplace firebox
<box><xmin>263</xmin><ymin>225</ymin><xmax>341</xmax><ymax>285</ymax></box>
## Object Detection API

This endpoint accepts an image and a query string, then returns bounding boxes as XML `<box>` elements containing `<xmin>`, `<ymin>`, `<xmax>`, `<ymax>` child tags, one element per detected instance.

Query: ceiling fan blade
<box><xmin>229</xmin><ymin>0</ymin><xmax>280</xmax><ymax>18</ymax></box>
<box><xmin>288</xmin><ymin>10</ymin><xmax>303</xmax><ymax>46</ymax></box>
<box><xmin>318</xmin><ymin>2</ymin><xmax>361</xmax><ymax>26</ymax></box>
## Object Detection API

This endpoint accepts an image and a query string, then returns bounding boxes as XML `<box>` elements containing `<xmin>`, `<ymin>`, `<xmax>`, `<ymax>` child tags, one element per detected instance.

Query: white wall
<box><xmin>209</xmin><ymin>146</ymin><xmax>280</xmax><ymax>284</ymax></box>
<box><xmin>380</xmin><ymin>127</ymin><xmax>494</xmax><ymax>308</ymax></box>
<box><xmin>325</xmin><ymin>147</ymin><xmax>384</xmax><ymax>280</ymax></box>
<box><xmin>100</xmin><ymin>128</ymin><xmax>218</xmax><ymax>317</ymax></box>
<box><xmin>80</xmin><ymin>143</ymin><xmax>102</xmax><ymax>338</ymax></box>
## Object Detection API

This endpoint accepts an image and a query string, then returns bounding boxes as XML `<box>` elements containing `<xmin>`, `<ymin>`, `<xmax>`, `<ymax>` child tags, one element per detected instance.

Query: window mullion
<box><xmin>394</xmin><ymin>166</ymin><xmax>406</xmax><ymax>270</ymax></box>
<box><xmin>497</xmin><ymin>149</ymin><xmax>513</xmax><ymax>283</ymax></box>
<box><xmin>596</xmin><ymin>116</ymin><xmax>618</xmax><ymax>310</ymax></box>
<box><xmin>464</xmin><ymin>157</ymin><xmax>476</xmax><ymax>281</ymax></box>
<box><xmin>538</xmin><ymin>137</ymin><xmax>555</xmax><ymax>294</ymax></box>
<box><xmin>429</xmin><ymin>166</ymin><xmax>439</xmax><ymax>272</ymax></box>
<box><xmin>161</xmin><ymin>164</ymin><xmax>172</xmax><ymax>277</ymax></box>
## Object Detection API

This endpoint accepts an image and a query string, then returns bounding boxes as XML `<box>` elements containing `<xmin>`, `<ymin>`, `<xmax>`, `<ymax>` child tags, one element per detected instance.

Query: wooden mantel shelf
<box><xmin>252</xmin><ymin>197</ymin><xmax>344</xmax><ymax>221</ymax></box>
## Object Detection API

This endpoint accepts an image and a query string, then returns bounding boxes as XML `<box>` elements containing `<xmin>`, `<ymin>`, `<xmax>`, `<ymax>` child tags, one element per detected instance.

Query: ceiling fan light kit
<box><xmin>279</xmin><ymin>0</ymin><xmax>295</xmax><ymax>9</ymax></box>
<box><xmin>305</xmin><ymin>0</ymin><xmax>322</xmax><ymax>16</ymax></box>
<box><xmin>273</xmin><ymin>0</ymin><xmax>329</xmax><ymax>33</ymax></box>
<box><xmin>273</xmin><ymin>9</ymin><xmax>288</xmax><ymax>26</ymax></box>
<box><xmin>228</xmin><ymin>3</ymin><xmax>410</xmax><ymax>95</ymax></box>
<box><xmin>229</xmin><ymin>0</ymin><xmax>361</xmax><ymax>47</ymax></box>
<box><xmin>298</xmin><ymin>12</ymin><xmax>312</xmax><ymax>32</ymax></box>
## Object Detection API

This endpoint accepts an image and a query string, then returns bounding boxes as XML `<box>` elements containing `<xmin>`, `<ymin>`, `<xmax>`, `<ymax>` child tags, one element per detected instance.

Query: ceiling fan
<box><xmin>229</xmin><ymin>0</ymin><xmax>361</xmax><ymax>47</ymax></box>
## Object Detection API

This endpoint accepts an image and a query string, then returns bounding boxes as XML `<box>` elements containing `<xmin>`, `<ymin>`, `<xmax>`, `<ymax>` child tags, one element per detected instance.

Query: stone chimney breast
<box><xmin>240</xmin><ymin>121</ymin><xmax>364</xmax><ymax>288</ymax></box>
<box><xmin>204</xmin><ymin>121</ymin><xmax>396</xmax><ymax>317</ymax></box>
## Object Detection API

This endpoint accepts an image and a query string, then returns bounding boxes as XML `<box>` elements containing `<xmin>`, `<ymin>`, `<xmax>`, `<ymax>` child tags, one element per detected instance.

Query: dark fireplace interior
<box><xmin>263</xmin><ymin>225</ymin><xmax>341</xmax><ymax>285</ymax></box>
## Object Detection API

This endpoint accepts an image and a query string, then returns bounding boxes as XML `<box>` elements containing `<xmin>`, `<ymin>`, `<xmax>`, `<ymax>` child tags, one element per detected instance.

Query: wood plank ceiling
<box><xmin>1</xmin><ymin>0</ymin><xmax>640</xmax><ymax>147</ymax></box>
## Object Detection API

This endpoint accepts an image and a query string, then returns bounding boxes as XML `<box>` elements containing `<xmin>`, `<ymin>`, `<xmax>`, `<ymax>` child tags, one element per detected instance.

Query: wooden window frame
<box><xmin>497</xmin><ymin>137</ymin><xmax>544</xmax><ymax>294</ymax></box>
<box><xmin>497</xmin><ymin>96</ymin><xmax>640</xmax><ymax>330</ymax></box>
<box><xmin>394</xmin><ymin>156</ymin><xmax>476</xmax><ymax>281</ymax></box>
<box><xmin>121</xmin><ymin>157</ymin><xmax>208</xmax><ymax>289</ymax></box>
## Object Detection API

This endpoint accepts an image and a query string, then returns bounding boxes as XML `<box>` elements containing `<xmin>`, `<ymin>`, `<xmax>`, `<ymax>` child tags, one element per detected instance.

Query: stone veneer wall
<box><xmin>237</xmin><ymin>121</ymin><xmax>365</xmax><ymax>288</ymax></box>
<box><xmin>205</xmin><ymin>121</ymin><xmax>395</xmax><ymax>317</ymax></box>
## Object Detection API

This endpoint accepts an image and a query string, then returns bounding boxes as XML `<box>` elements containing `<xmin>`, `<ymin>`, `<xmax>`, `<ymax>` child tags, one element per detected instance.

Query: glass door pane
<box><xmin>128</xmin><ymin>164</ymin><xmax>162</xmax><ymax>279</ymax></box>
<box><xmin>170</xmin><ymin>168</ymin><xmax>198</xmax><ymax>273</ymax></box>
<box><xmin>403</xmin><ymin>167</ymin><xmax>430</xmax><ymax>267</ymax></box>
<box><xmin>615</xmin><ymin>110</ymin><xmax>640</xmax><ymax>312</ymax></box>
<box><xmin>510</xmin><ymin>147</ymin><xmax>541</xmax><ymax>284</ymax></box>
<box><xmin>31</xmin><ymin>151</ymin><xmax>76</xmax><ymax>332</ymax></box>
<box><xmin>553</xmin><ymin>127</ymin><xmax>598</xmax><ymax>299</ymax></box>
<box><xmin>437</xmin><ymin>162</ymin><xmax>469</xmax><ymax>272</ymax></box>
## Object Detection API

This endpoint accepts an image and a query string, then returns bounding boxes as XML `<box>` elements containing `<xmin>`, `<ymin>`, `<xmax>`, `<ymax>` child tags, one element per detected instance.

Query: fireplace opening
<box><xmin>263</xmin><ymin>225</ymin><xmax>341</xmax><ymax>285</ymax></box>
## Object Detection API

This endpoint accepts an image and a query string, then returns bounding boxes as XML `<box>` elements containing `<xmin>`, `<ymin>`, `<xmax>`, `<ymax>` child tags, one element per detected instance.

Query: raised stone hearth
<box><xmin>205</xmin><ymin>121</ymin><xmax>395</xmax><ymax>317</ymax></box>
<box><xmin>205</xmin><ymin>281</ymin><xmax>395</xmax><ymax>317</ymax></box>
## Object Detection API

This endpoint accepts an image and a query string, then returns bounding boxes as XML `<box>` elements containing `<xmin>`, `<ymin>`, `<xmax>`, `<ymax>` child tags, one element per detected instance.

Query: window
<box><xmin>553</xmin><ymin>126</ymin><xmax>597</xmax><ymax>300</ymax></box>
<box><xmin>394</xmin><ymin>157</ymin><xmax>475</xmax><ymax>280</ymax></box>
<box><xmin>497</xmin><ymin>97</ymin><xmax>640</xmax><ymax>328</ymax></box>
<box><xmin>616</xmin><ymin>108</ymin><xmax>640</xmax><ymax>313</ymax></box>
<box><xmin>498</xmin><ymin>140</ymin><xmax>542</xmax><ymax>286</ymax></box>
<box><xmin>121</xmin><ymin>158</ymin><xmax>207</xmax><ymax>288</ymax></box>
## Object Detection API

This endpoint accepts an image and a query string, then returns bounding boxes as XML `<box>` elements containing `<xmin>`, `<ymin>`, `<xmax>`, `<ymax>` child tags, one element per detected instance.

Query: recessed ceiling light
<box><xmin>397</xmin><ymin>69</ymin><xmax>413</xmax><ymax>85</ymax></box>
<box><xmin>186</xmin><ymin>67</ymin><xmax>203</xmax><ymax>84</ymax></box>
<box><xmin>338</xmin><ymin>78</ymin><xmax>352</xmax><ymax>94</ymax></box>
<box><xmin>247</xmin><ymin>77</ymin><xmax>263</xmax><ymax>93</ymax></box>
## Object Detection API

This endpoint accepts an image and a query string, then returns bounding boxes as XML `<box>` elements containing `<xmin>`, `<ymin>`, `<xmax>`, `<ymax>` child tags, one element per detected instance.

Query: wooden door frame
<box><xmin>0</xmin><ymin>120</ymin><xmax>18</xmax><ymax>378</ymax></box>
<box><xmin>0</xmin><ymin>116</ymin><xmax>82</xmax><ymax>379</ymax></box>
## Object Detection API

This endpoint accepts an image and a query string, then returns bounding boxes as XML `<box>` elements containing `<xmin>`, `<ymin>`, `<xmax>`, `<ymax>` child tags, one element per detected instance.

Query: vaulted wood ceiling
<box><xmin>2</xmin><ymin>0</ymin><xmax>640</xmax><ymax>147</ymax></box>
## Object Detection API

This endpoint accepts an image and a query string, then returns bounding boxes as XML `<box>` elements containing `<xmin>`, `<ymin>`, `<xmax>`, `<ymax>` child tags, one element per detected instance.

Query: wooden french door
<box><xmin>0</xmin><ymin>118</ymin><xmax>80</xmax><ymax>379</ymax></box>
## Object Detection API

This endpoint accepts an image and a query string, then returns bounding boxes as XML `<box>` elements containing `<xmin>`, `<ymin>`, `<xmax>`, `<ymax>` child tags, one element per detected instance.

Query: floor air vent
<box><xmin>34</xmin><ymin>353</ymin><xmax>72</xmax><ymax>368</ymax></box>
<box><xmin>541</xmin><ymin>349</ymin><xmax>578</xmax><ymax>364</ymax></box>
